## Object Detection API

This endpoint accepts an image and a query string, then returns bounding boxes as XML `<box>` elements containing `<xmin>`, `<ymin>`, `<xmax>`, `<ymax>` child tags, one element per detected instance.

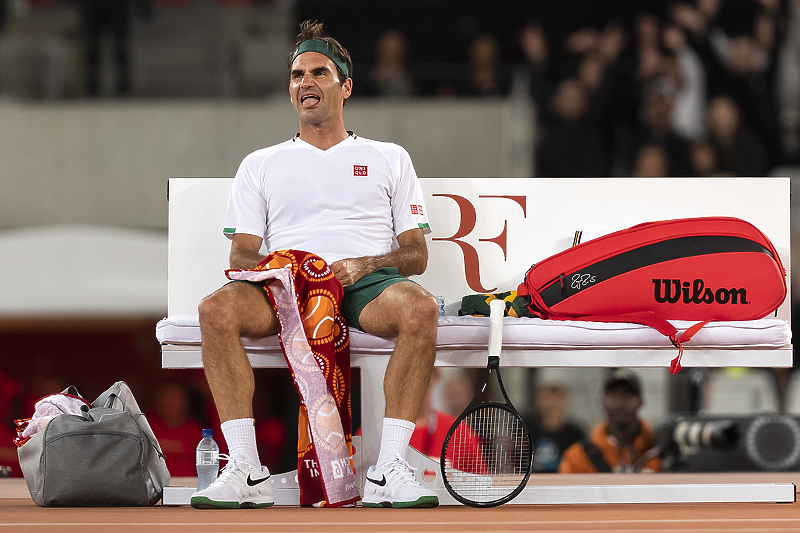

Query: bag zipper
<box><xmin>45</xmin><ymin>429</ymin><xmax>142</xmax><ymax>445</ymax></box>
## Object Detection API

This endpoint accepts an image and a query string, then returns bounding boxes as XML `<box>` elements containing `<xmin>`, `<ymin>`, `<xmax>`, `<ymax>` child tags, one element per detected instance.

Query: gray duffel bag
<box><xmin>18</xmin><ymin>381</ymin><xmax>170</xmax><ymax>506</ymax></box>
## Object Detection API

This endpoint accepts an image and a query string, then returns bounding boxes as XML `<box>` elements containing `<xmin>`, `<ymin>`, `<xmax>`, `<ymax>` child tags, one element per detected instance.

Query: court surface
<box><xmin>3</xmin><ymin>476</ymin><xmax>800</xmax><ymax>533</ymax></box>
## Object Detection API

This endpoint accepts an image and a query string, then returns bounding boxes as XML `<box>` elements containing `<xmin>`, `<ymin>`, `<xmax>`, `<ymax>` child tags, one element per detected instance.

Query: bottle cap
<box><xmin>202</xmin><ymin>428</ymin><xmax>213</xmax><ymax>438</ymax></box>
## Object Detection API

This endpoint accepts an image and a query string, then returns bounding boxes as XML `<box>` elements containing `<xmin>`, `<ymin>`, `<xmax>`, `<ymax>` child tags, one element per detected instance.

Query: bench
<box><xmin>159</xmin><ymin>177</ymin><xmax>794</xmax><ymax>505</ymax></box>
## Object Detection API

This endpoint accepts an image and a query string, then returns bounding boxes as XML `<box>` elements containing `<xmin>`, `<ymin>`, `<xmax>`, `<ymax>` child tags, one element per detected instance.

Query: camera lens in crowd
<box><xmin>672</xmin><ymin>419</ymin><xmax>738</xmax><ymax>450</ymax></box>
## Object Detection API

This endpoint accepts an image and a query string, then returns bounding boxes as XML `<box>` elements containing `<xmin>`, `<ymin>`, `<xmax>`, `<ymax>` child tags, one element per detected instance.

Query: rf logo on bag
<box><xmin>432</xmin><ymin>194</ymin><xmax>526</xmax><ymax>293</ymax></box>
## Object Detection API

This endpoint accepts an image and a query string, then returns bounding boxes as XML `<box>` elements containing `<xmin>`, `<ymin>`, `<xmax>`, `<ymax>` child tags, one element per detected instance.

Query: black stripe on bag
<box><xmin>539</xmin><ymin>235</ymin><xmax>772</xmax><ymax>308</ymax></box>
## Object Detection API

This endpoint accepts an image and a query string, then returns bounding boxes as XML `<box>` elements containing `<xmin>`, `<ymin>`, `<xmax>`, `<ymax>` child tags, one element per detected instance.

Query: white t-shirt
<box><xmin>223</xmin><ymin>134</ymin><xmax>431</xmax><ymax>264</ymax></box>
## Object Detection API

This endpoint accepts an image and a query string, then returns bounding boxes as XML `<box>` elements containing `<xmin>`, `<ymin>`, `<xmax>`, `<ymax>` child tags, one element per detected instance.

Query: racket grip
<box><xmin>488</xmin><ymin>299</ymin><xmax>505</xmax><ymax>357</ymax></box>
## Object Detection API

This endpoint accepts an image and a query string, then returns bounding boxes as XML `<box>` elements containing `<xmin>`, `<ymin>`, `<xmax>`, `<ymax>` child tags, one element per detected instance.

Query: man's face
<box><xmin>602</xmin><ymin>385</ymin><xmax>641</xmax><ymax>431</ymax></box>
<box><xmin>536</xmin><ymin>386</ymin><xmax>567</xmax><ymax>418</ymax></box>
<box><xmin>289</xmin><ymin>52</ymin><xmax>352</xmax><ymax>126</ymax></box>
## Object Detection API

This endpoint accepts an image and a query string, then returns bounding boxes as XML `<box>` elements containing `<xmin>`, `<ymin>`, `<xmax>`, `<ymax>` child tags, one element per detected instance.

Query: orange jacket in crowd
<box><xmin>558</xmin><ymin>420</ymin><xmax>661</xmax><ymax>473</ymax></box>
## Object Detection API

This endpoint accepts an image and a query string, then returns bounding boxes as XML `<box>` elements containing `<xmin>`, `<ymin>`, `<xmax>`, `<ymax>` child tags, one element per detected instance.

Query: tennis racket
<box><xmin>440</xmin><ymin>299</ymin><xmax>533</xmax><ymax>507</ymax></box>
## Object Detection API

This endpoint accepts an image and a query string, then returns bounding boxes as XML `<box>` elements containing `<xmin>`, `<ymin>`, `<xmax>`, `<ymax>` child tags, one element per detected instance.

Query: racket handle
<box><xmin>488</xmin><ymin>299</ymin><xmax>505</xmax><ymax>357</ymax></box>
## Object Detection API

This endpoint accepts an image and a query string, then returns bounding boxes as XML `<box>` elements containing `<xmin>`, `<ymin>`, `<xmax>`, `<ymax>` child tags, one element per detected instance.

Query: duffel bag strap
<box><xmin>542</xmin><ymin>310</ymin><xmax>679</xmax><ymax>337</ymax></box>
<box><xmin>541</xmin><ymin>310</ymin><xmax>709</xmax><ymax>374</ymax></box>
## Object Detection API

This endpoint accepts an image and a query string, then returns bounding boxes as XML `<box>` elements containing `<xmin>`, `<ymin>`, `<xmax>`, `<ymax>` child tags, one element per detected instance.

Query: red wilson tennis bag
<box><xmin>516</xmin><ymin>217</ymin><xmax>787</xmax><ymax>373</ymax></box>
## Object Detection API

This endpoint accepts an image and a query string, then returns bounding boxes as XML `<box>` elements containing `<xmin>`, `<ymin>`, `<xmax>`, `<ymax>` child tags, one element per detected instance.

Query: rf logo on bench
<box><xmin>432</xmin><ymin>194</ymin><xmax>526</xmax><ymax>293</ymax></box>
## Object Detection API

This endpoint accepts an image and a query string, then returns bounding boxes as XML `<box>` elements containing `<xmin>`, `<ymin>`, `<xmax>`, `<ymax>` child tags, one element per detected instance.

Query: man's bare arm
<box><xmin>229</xmin><ymin>233</ymin><xmax>265</xmax><ymax>270</ymax></box>
<box><xmin>331</xmin><ymin>228</ymin><xmax>428</xmax><ymax>287</ymax></box>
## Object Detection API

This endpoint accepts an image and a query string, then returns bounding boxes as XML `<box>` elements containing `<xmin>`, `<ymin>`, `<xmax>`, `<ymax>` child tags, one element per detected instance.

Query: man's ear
<box><xmin>342</xmin><ymin>77</ymin><xmax>353</xmax><ymax>100</ymax></box>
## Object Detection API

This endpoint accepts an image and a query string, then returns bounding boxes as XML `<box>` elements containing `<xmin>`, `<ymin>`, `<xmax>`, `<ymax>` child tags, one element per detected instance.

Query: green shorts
<box><xmin>341</xmin><ymin>267</ymin><xmax>415</xmax><ymax>331</ymax></box>
<box><xmin>228</xmin><ymin>267</ymin><xmax>413</xmax><ymax>331</ymax></box>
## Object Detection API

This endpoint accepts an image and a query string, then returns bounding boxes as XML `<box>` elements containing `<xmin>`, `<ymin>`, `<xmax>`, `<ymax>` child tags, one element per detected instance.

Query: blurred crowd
<box><xmin>343</xmin><ymin>0</ymin><xmax>800</xmax><ymax>177</ymax></box>
<box><xmin>1</xmin><ymin>0</ymin><xmax>798</xmax><ymax>176</ymax></box>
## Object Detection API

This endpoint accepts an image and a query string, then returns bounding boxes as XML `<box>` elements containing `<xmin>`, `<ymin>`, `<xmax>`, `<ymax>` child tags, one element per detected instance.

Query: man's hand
<box><xmin>330</xmin><ymin>228</ymin><xmax>428</xmax><ymax>287</ymax></box>
<box><xmin>330</xmin><ymin>257</ymin><xmax>374</xmax><ymax>287</ymax></box>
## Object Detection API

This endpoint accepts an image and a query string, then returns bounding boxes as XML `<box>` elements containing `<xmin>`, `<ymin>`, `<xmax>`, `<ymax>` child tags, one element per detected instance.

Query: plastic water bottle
<box><xmin>196</xmin><ymin>428</ymin><xmax>219</xmax><ymax>491</ymax></box>
<box><xmin>436</xmin><ymin>296</ymin><xmax>446</xmax><ymax>316</ymax></box>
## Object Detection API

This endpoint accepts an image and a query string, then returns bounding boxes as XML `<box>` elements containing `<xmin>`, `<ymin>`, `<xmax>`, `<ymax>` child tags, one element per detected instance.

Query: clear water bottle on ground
<box><xmin>196</xmin><ymin>428</ymin><xmax>219</xmax><ymax>491</ymax></box>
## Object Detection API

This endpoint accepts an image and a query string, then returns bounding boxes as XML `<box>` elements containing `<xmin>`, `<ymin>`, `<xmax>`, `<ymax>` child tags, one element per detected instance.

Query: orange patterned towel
<box><xmin>226</xmin><ymin>250</ymin><xmax>359</xmax><ymax>507</ymax></box>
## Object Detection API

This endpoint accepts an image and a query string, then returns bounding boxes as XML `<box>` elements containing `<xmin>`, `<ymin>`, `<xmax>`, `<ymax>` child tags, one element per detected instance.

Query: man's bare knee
<box><xmin>198</xmin><ymin>283</ymin><xmax>277</xmax><ymax>338</ymax></box>
<box><xmin>359</xmin><ymin>282</ymin><xmax>439</xmax><ymax>339</ymax></box>
<box><xmin>398</xmin><ymin>291</ymin><xmax>439</xmax><ymax>337</ymax></box>
<box><xmin>198</xmin><ymin>290</ymin><xmax>236</xmax><ymax>332</ymax></box>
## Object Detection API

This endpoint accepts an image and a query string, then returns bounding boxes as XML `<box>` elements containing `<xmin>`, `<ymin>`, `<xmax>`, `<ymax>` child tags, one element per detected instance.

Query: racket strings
<box><xmin>443</xmin><ymin>405</ymin><xmax>531</xmax><ymax>504</ymax></box>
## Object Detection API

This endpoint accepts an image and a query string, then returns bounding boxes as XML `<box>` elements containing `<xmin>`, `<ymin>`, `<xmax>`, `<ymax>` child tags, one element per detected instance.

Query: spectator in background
<box><xmin>523</xmin><ymin>381</ymin><xmax>585</xmax><ymax>473</ymax></box>
<box><xmin>441</xmin><ymin>369</ymin><xmax>477</xmax><ymax>417</ymax></box>
<box><xmin>632</xmin><ymin>143</ymin><xmax>670</xmax><ymax>177</ymax></box>
<box><xmin>147</xmin><ymin>382</ymin><xmax>203</xmax><ymax>477</ymax></box>
<box><xmin>559</xmin><ymin>370</ymin><xmax>660</xmax><ymax>473</ymax></box>
<box><xmin>705</xmin><ymin>94</ymin><xmax>769</xmax><ymax>176</ymax></box>
<box><xmin>364</xmin><ymin>29</ymin><xmax>415</xmax><ymax>97</ymax></box>
<box><xmin>631</xmin><ymin>75</ymin><xmax>693</xmax><ymax>176</ymax></box>
<box><xmin>671</xmin><ymin>0</ymin><xmax>786</xmax><ymax>168</ymax></box>
<box><xmin>522</xmin><ymin>20</ymin><xmax>625</xmax><ymax>177</ymax></box>
<box><xmin>775</xmin><ymin>0</ymin><xmax>800</xmax><ymax>163</ymax></box>
<box><xmin>661</xmin><ymin>21</ymin><xmax>707</xmax><ymax>141</ymax></box>
<box><xmin>78</xmin><ymin>0</ymin><xmax>152</xmax><ymax>97</ymax></box>
<box><xmin>409</xmin><ymin>369</ymin><xmax>450</xmax><ymax>460</ymax></box>
<box><xmin>460</xmin><ymin>32</ymin><xmax>506</xmax><ymax>96</ymax></box>
<box><xmin>689</xmin><ymin>138</ymin><xmax>725</xmax><ymax>176</ymax></box>
<box><xmin>535</xmin><ymin>77</ymin><xmax>614</xmax><ymax>177</ymax></box>
<box><xmin>518</xmin><ymin>21</ymin><xmax>551</xmax><ymax>106</ymax></box>
<box><xmin>633</xmin><ymin>13</ymin><xmax>665</xmax><ymax>86</ymax></box>
<box><xmin>410</xmin><ymin>369</ymin><xmax>486</xmax><ymax>473</ymax></box>
<box><xmin>518</xmin><ymin>20</ymin><xmax>557</xmax><ymax>146</ymax></box>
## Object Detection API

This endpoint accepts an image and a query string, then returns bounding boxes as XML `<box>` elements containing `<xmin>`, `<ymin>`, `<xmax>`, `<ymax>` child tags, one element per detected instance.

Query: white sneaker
<box><xmin>362</xmin><ymin>459</ymin><xmax>439</xmax><ymax>508</ymax></box>
<box><xmin>190</xmin><ymin>458</ymin><xmax>274</xmax><ymax>509</ymax></box>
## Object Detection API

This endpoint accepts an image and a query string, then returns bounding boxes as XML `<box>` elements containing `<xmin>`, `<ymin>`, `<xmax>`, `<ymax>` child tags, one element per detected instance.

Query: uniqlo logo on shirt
<box><xmin>353</xmin><ymin>165</ymin><xmax>368</xmax><ymax>176</ymax></box>
<box><xmin>410</xmin><ymin>204</ymin><xmax>423</xmax><ymax>215</ymax></box>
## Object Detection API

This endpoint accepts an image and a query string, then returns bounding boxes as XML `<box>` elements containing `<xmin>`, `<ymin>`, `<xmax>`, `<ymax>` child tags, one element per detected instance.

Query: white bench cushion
<box><xmin>157</xmin><ymin>314</ymin><xmax>791</xmax><ymax>355</ymax></box>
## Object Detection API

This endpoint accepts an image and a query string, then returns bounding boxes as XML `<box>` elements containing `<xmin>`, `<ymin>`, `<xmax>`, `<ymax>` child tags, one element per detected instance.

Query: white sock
<box><xmin>221</xmin><ymin>418</ymin><xmax>263</xmax><ymax>470</ymax></box>
<box><xmin>376</xmin><ymin>417</ymin><xmax>415</xmax><ymax>466</ymax></box>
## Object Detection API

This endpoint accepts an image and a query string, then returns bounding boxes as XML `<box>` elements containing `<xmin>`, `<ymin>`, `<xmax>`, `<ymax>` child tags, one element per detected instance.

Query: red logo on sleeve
<box><xmin>354</xmin><ymin>165</ymin><xmax>368</xmax><ymax>176</ymax></box>
<box><xmin>410</xmin><ymin>204</ymin><xmax>423</xmax><ymax>215</ymax></box>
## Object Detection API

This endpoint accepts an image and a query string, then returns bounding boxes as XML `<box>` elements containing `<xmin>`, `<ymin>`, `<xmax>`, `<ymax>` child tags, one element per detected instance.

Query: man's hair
<box><xmin>288</xmin><ymin>20</ymin><xmax>353</xmax><ymax>84</ymax></box>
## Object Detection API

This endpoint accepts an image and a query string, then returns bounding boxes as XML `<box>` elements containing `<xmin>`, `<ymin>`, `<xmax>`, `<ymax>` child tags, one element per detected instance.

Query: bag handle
<box><xmin>61</xmin><ymin>385</ymin><xmax>82</xmax><ymax>397</ymax></box>
<box><xmin>103</xmin><ymin>393</ymin><xmax>120</xmax><ymax>410</ymax></box>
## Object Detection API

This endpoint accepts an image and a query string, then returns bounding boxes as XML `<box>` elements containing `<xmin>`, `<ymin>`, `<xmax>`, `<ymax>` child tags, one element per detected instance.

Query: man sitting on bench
<box><xmin>190</xmin><ymin>20</ymin><xmax>440</xmax><ymax>509</ymax></box>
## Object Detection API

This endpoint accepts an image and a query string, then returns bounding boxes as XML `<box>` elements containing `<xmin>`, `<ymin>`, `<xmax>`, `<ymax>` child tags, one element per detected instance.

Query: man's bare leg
<box><xmin>198</xmin><ymin>282</ymin><xmax>279</xmax><ymax>422</ymax></box>
<box><xmin>358</xmin><ymin>281</ymin><xmax>439</xmax><ymax>422</ymax></box>
<box><xmin>358</xmin><ymin>281</ymin><xmax>440</xmax><ymax>507</ymax></box>
<box><xmin>192</xmin><ymin>282</ymin><xmax>278</xmax><ymax>508</ymax></box>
